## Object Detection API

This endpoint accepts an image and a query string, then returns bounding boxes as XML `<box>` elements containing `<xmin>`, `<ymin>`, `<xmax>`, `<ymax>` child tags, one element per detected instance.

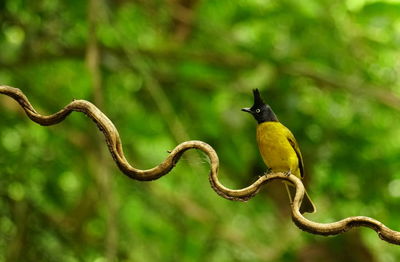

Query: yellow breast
<box><xmin>256</xmin><ymin>122</ymin><xmax>300</xmax><ymax>176</ymax></box>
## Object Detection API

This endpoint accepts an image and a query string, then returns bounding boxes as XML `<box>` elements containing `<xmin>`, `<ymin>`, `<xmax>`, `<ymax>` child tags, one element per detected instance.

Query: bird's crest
<box><xmin>252</xmin><ymin>89</ymin><xmax>265</xmax><ymax>107</ymax></box>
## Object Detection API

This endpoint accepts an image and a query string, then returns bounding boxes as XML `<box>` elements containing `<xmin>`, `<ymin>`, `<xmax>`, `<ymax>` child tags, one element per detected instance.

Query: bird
<box><xmin>241</xmin><ymin>89</ymin><xmax>316</xmax><ymax>214</ymax></box>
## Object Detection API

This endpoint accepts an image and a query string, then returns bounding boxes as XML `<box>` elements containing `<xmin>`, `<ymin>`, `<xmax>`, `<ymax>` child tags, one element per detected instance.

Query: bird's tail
<box><xmin>284</xmin><ymin>182</ymin><xmax>316</xmax><ymax>214</ymax></box>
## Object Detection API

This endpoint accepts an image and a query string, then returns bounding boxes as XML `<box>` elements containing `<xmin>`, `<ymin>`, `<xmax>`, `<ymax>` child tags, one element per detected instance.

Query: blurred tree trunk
<box><xmin>87</xmin><ymin>0</ymin><xmax>118</xmax><ymax>261</ymax></box>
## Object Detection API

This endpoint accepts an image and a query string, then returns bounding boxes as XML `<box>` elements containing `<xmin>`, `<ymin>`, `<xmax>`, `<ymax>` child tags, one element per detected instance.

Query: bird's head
<box><xmin>241</xmin><ymin>89</ymin><xmax>278</xmax><ymax>124</ymax></box>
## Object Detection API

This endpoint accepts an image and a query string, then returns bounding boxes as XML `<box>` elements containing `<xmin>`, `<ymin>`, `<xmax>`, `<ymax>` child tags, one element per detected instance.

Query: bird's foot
<box><xmin>284</xmin><ymin>170</ymin><xmax>292</xmax><ymax>177</ymax></box>
<box><xmin>263</xmin><ymin>167</ymin><xmax>273</xmax><ymax>176</ymax></box>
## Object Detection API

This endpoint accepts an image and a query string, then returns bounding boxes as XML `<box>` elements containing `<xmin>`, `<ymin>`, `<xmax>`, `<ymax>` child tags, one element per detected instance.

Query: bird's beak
<box><xmin>241</xmin><ymin>107</ymin><xmax>252</xmax><ymax>113</ymax></box>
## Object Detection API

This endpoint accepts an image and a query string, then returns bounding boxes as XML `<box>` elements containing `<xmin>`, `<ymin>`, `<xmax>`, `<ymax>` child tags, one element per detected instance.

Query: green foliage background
<box><xmin>1</xmin><ymin>0</ymin><xmax>400</xmax><ymax>261</ymax></box>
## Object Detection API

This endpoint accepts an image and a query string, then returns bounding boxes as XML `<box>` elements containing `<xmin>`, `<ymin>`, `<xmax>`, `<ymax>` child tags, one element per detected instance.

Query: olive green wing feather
<box><xmin>284</xmin><ymin>126</ymin><xmax>315</xmax><ymax>213</ymax></box>
<box><xmin>285</xmin><ymin>128</ymin><xmax>304</xmax><ymax>178</ymax></box>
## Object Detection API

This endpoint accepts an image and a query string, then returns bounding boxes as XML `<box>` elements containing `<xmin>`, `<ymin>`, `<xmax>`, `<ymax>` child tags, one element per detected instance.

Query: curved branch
<box><xmin>1</xmin><ymin>85</ymin><xmax>400</xmax><ymax>245</ymax></box>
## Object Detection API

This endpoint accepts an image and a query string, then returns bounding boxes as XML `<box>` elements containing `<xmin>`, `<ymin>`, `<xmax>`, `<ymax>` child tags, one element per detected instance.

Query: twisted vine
<box><xmin>1</xmin><ymin>85</ymin><xmax>400</xmax><ymax>245</ymax></box>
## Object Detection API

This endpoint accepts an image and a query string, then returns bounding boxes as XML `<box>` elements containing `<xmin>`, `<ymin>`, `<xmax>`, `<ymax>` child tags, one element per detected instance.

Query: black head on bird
<box><xmin>241</xmin><ymin>89</ymin><xmax>278</xmax><ymax>124</ymax></box>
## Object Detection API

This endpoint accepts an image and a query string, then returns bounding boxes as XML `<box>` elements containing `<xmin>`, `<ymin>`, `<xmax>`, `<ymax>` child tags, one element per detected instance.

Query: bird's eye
<box><xmin>255</xmin><ymin>109</ymin><xmax>261</xmax><ymax>113</ymax></box>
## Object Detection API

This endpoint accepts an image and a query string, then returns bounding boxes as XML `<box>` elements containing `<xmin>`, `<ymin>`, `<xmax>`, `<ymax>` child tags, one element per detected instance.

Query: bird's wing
<box><xmin>286</xmin><ymin>128</ymin><xmax>304</xmax><ymax>178</ymax></box>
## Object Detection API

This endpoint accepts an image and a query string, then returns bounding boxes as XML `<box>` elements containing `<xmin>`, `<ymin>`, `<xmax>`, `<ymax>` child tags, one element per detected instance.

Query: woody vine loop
<box><xmin>1</xmin><ymin>85</ymin><xmax>400</xmax><ymax>245</ymax></box>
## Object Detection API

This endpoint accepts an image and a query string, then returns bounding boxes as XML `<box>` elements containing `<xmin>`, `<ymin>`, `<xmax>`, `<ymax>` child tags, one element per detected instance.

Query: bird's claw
<box><xmin>284</xmin><ymin>170</ymin><xmax>292</xmax><ymax>177</ymax></box>
<box><xmin>263</xmin><ymin>167</ymin><xmax>272</xmax><ymax>176</ymax></box>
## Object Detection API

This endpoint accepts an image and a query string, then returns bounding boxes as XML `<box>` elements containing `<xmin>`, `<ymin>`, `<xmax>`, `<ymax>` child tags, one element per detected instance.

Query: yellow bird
<box><xmin>242</xmin><ymin>89</ymin><xmax>316</xmax><ymax>214</ymax></box>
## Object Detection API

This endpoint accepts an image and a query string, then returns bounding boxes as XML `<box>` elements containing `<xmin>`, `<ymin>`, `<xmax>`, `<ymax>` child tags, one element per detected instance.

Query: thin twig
<box><xmin>1</xmin><ymin>85</ymin><xmax>400</xmax><ymax>245</ymax></box>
